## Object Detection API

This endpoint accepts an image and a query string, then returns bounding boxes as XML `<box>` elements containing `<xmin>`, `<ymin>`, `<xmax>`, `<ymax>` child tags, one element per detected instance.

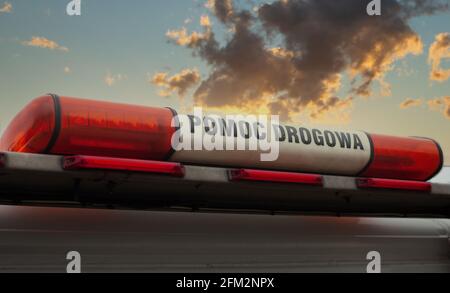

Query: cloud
<box><xmin>0</xmin><ymin>2</ymin><xmax>12</xmax><ymax>13</ymax></box>
<box><xmin>151</xmin><ymin>68</ymin><xmax>201</xmax><ymax>98</ymax></box>
<box><xmin>400</xmin><ymin>98</ymin><xmax>423</xmax><ymax>108</ymax></box>
<box><xmin>429</xmin><ymin>32</ymin><xmax>450</xmax><ymax>82</ymax></box>
<box><xmin>427</xmin><ymin>96</ymin><xmax>450</xmax><ymax>119</ymax></box>
<box><xmin>200</xmin><ymin>15</ymin><xmax>211</xmax><ymax>27</ymax></box>
<box><xmin>395</xmin><ymin>60</ymin><xmax>417</xmax><ymax>77</ymax></box>
<box><xmin>104</xmin><ymin>72</ymin><xmax>126</xmax><ymax>87</ymax></box>
<box><xmin>166</xmin><ymin>27</ymin><xmax>210</xmax><ymax>47</ymax></box>
<box><xmin>22</xmin><ymin>36</ymin><xmax>69</xmax><ymax>52</ymax></box>
<box><xmin>206</xmin><ymin>0</ymin><xmax>234</xmax><ymax>23</ymax></box>
<box><xmin>309</xmin><ymin>96</ymin><xmax>354</xmax><ymax>123</ymax></box>
<box><xmin>164</xmin><ymin>0</ymin><xmax>446</xmax><ymax>122</ymax></box>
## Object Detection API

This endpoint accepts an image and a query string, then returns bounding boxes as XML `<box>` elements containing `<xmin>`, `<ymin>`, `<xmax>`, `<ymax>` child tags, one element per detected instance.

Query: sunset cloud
<box><xmin>200</xmin><ymin>15</ymin><xmax>211</xmax><ymax>27</ymax></box>
<box><xmin>163</xmin><ymin>0</ymin><xmax>445</xmax><ymax>122</ymax></box>
<box><xmin>22</xmin><ymin>36</ymin><xmax>69</xmax><ymax>52</ymax></box>
<box><xmin>205</xmin><ymin>0</ymin><xmax>233</xmax><ymax>23</ymax></box>
<box><xmin>429</xmin><ymin>32</ymin><xmax>450</xmax><ymax>82</ymax></box>
<box><xmin>151</xmin><ymin>68</ymin><xmax>200</xmax><ymax>98</ymax></box>
<box><xmin>427</xmin><ymin>96</ymin><xmax>450</xmax><ymax>119</ymax></box>
<box><xmin>0</xmin><ymin>2</ymin><xmax>12</xmax><ymax>13</ymax></box>
<box><xmin>166</xmin><ymin>28</ymin><xmax>210</xmax><ymax>47</ymax></box>
<box><xmin>400</xmin><ymin>98</ymin><xmax>423</xmax><ymax>109</ymax></box>
<box><xmin>309</xmin><ymin>96</ymin><xmax>354</xmax><ymax>124</ymax></box>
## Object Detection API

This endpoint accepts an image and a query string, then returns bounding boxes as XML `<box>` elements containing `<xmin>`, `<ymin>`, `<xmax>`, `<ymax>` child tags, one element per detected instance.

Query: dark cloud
<box><xmin>207</xmin><ymin>0</ymin><xmax>234</xmax><ymax>23</ymax></box>
<box><xmin>166</xmin><ymin>0</ymin><xmax>448</xmax><ymax>121</ymax></box>
<box><xmin>258</xmin><ymin>0</ymin><xmax>424</xmax><ymax>98</ymax></box>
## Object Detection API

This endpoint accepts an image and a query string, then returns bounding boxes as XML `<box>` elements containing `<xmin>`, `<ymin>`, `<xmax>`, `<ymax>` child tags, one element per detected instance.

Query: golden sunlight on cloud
<box><xmin>200</xmin><ymin>15</ymin><xmax>211</xmax><ymax>27</ymax></box>
<box><xmin>151</xmin><ymin>68</ymin><xmax>200</xmax><ymax>98</ymax></box>
<box><xmin>0</xmin><ymin>2</ymin><xmax>12</xmax><ymax>13</ymax></box>
<box><xmin>427</xmin><ymin>96</ymin><xmax>450</xmax><ymax>119</ymax></box>
<box><xmin>400</xmin><ymin>98</ymin><xmax>423</xmax><ymax>109</ymax></box>
<box><xmin>167</xmin><ymin>15</ymin><xmax>213</xmax><ymax>47</ymax></box>
<box><xmin>429</xmin><ymin>33</ymin><xmax>450</xmax><ymax>82</ymax></box>
<box><xmin>166</xmin><ymin>28</ymin><xmax>210</xmax><ymax>47</ymax></box>
<box><xmin>349</xmin><ymin>35</ymin><xmax>423</xmax><ymax>97</ymax></box>
<box><xmin>268</xmin><ymin>47</ymin><xmax>297</xmax><ymax>59</ymax></box>
<box><xmin>161</xmin><ymin>0</ymin><xmax>446</xmax><ymax>124</ymax></box>
<box><xmin>189</xmin><ymin>94</ymin><xmax>353</xmax><ymax>125</ymax></box>
<box><xmin>183</xmin><ymin>95</ymin><xmax>277</xmax><ymax>121</ymax></box>
<box><xmin>22</xmin><ymin>36</ymin><xmax>69</xmax><ymax>52</ymax></box>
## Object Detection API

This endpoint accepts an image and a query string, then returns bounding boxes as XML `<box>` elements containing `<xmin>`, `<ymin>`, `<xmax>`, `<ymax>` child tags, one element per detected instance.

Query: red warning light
<box><xmin>360</xmin><ymin>134</ymin><xmax>443</xmax><ymax>181</ymax></box>
<box><xmin>356</xmin><ymin>178</ymin><xmax>432</xmax><ymax>192</ymax></box>
<box><xmin>52</xmin><ymin>97</ymin><xmax>175</xmax><ymax>160</ymax></box>
<box><xmin>1</xmin><ymin>95</ymin><xmax>176</xmax><ymax>161</ymax></box>
<box><xmin>63</xmin><ymin>155</ymin><xmax>185</xmax><ymax>177</ymax></box>
<box><xmin>229</xmin><ymin>169</ymin><xmax>323</xmax><ymax>186</ymax></box>
<box><xmin>0</xmin><ymin>96</ymin><xmax>56</xmax><ymax>153</ymax></box>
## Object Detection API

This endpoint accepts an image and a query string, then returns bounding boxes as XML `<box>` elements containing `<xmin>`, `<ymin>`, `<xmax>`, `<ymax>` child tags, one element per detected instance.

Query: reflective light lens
<box><xmin>361</xmin><ymin>134</ymin><xmax>442</xmax><ymax>181</ymax></box>
<box><xmin>229</xmin><ymin>169</ymin><xmax>323</xmax><ymax>186</ymax></box>
<box><xmin>356</xmin><ymin>178</ymin><xmax>431</xmax><ymax>192</ymax></box>
<box><xmin>63</xmin><ymin>155</ymin><xmax>185</xmax><ymax>177</ymax></box>
<box><xmin>0</xmin><ymin>95</ymin><xmax>176</xmax><ymax>161</ymax></box>
<box><xmin>52</xmin><ymin>97</ymin><xmax>175</xmax><ymax>160</ymax></box>
<box><xmin>0</xmin><ymin>95</ymin><xmax>55</xmax><ymax>153</ymax></box>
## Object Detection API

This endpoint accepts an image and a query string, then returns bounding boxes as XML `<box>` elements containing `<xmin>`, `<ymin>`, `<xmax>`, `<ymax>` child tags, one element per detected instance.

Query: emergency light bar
<box><xmin>63</xmin><ymin>155</ymin><xmax>185</xmax><ymax>177</ymax></box>
<box><xmin>0</xmin><ymin>94</ymin><xmax>444</xmax><ymax>182</ymax></box>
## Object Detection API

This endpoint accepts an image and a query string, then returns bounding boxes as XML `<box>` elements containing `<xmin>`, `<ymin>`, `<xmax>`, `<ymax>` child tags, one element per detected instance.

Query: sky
<box><xmin>0</xmin><ymin>0</ymin><xmax>449</xmax><ymax>162</ymax></box>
